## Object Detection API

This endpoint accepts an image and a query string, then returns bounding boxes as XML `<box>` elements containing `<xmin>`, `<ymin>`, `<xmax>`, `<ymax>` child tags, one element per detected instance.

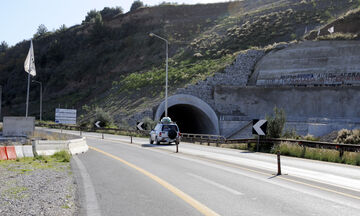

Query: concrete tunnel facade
<box><xmin>155</xmin><ymin>94</ymin><xmax>219</xmax><ymax>135</ymax></box>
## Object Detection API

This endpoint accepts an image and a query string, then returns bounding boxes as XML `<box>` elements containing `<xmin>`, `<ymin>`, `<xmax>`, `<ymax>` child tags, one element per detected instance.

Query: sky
<box><xmin>0</xmin><ymin>0</ymin><xmax>226</xmax><ymax>47</ymax></box>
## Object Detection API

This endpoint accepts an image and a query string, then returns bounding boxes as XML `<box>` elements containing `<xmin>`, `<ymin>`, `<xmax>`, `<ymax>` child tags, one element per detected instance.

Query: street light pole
<box><xmin>149</xmin><ymin>32</ymin><xmax>169</xmax><ymax>117</ymax></box>
<box><xmin>32</xmin><ymin>80</ymin><xmax>42</xmax><ymax>121</ymax></box>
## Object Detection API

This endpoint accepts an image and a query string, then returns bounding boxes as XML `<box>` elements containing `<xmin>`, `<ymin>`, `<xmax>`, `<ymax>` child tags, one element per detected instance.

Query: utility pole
<box><xmin>0</xmin><ymin>85</ymin><xmax>2</xmax><ymax>121</ymax></box>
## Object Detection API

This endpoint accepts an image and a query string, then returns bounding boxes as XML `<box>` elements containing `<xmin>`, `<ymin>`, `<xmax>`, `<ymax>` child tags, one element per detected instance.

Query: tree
<box><xmin>100</xmin><ymin>6</ymin><xmax>123</xmax><ymax>19</ymax></box>
<box><xmin>91</xmin><ymin>12</ymin><xmax>106</xmax><ymax>41</ymax></box>
<box><xmin>84</xmin><ymin>9</ymin><xmax>99</xmax><ymax>23</ymax></box>
<box><xmin>266</xmin><ymin>107</ymin><xmax>286</xmax><ymax>138</ymax></box>
<box><xmin>58</xmin><ymin>24</ymin><xmax>67</xmax><ymax>32</ymax></box>
<box><xmin>37</xmin><ymin>24</ymin><xmax>48</xmax><ymax>35</ymax></box>
<box><xmin>33</xmin><ymin>24</ymin><xmax>48</xmax><ymax>38</ymax></box>
<box><xmin>0</xmin><ymin>41</ymin><xmax>9</xmax><ymax>53</ymax></box>
<box><xmin>130</xmin><ymin>0</ymin><xmax>144</xmax><ymax>12</ymax></box>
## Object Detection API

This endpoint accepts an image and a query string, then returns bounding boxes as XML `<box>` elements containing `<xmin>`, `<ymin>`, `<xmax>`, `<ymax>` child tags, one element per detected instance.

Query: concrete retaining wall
<box><xmin>214</xmin><ymin>86</ymin><xmax>360</xmax><ymax>120</ymax></box>
<box><xmin>253</xmin><ymin>41</ymin><xmax>360</xmax><ymax>86</ymax></box>
<box><xmin>3</xmin><ymin>116</ymin><xmax>35</xmax><ymax>137</ymax></box>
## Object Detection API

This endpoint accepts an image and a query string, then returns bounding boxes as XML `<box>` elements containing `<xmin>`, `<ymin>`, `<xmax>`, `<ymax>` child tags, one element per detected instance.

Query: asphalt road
<box><xmin>66</xmin><ymin>131</ymin><xmax>360</xmax><ymax>216</ymax></box>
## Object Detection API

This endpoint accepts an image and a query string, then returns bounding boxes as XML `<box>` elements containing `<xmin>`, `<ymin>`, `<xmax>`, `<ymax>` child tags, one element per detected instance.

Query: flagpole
<box><xmin>25</xmin><ymin>61</ymin><xmax>30</xmax><ymax>117</ymax></box>
<box><xmin>25</xmin><ymin>41</ymin><xmax>32</xmax><ymax>117</ymax></box>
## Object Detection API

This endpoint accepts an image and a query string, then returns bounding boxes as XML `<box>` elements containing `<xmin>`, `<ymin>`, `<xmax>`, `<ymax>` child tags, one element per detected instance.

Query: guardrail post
<box><xmin>80</xmin><ymin>130</ymin><xmax>82</xmax><ymax>137</ymax></box>
<box><xmin>102</xmin><ymin>133</ymin><xmax>104</xmax><ymax>139</ymax></box>
<box><xmin>131</xmin><ymin>136</ymin><xmax>133</xmax><ymax>144</ymax></box>
<box><xmin>256</xmin><ymin>135</ymin><xmax>260</xmax><ymax>152</ymax></box>
<box><xmin>339</xmin><ymin>147</ymin><xmax>344</xmax><ymax>158</ymax></box>
<box><xmin>277</xmin><ymin>151</ymin><xmax>282</xmax><ymax>175</ymax></box>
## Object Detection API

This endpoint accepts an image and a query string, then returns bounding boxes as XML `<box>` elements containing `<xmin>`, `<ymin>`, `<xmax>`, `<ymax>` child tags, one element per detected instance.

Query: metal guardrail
<box><xmin>37</xmin><ymin>123</ymin><xmax>360</xmax><ymax>153</ymax></box>
<box><xmin>37</xmin><ymin>123</ymin><xmax>151</xmax><ymax>137</ymax></box>
<box><xmin>181</xmin><ymin>132</ymin><xmax>360</xmax><ymax>154</ymax></box>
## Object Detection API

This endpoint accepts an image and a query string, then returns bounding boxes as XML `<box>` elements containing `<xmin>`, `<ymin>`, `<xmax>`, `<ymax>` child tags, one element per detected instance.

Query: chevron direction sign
<box><xmin>137</xmin><ymin>122</ymin><xmax>144</xmax><ymax>130</ymax></box>
<box><xmin>252</xmin><ymin>119</ymin><xmax>267</xmax><ymax>136</ymax></box>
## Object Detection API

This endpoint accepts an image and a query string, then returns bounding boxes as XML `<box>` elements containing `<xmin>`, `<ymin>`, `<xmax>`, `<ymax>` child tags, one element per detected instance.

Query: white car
<box><xmin>149</xmin><ymin>117</ymin><xmax>181</xmax><ymax>145</ymax></box>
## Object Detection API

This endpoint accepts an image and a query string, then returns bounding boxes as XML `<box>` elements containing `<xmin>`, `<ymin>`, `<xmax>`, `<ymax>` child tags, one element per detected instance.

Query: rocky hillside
<box><xmin>0</xmin><ymin>0</ymin><xmax>359</xmax><ymax>126</ymax></box>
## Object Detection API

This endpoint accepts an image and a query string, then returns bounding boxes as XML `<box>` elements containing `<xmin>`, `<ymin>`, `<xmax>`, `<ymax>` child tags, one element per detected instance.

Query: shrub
<box><xmin>266</xmin><ymin>107</ymin><xmax>286</xmax><ymax>138</ymax></box>
<box><xmin>93</xmin><ymin>107</ymin><xmax>114</xmax><ymax>128</ymax></box>
<box><xmin>142</xmin><ymin>117</ymin><xmax>157</xmax><ymax>130</ymax></box>
<box><xmin>317</xmin><ymin>32</ymin><xmax>359</xmax><ymax>40</ymax></box>
<box><xmin>52</xmin><ymin>150</ymin><xmax>71</xmax><ymax>162</ymax></box>
<box><xmin>303</xmin><ymin>134</ymin><xmax>319</xmax><ymax>141</ymax></box>
<box><xmin>335</xmin><ymin>129</ymin><xmax>360</xmax><ymax>144</ymax></box>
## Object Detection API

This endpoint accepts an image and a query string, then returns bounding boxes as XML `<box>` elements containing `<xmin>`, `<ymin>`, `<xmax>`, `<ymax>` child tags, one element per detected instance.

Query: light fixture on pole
<box><xmin>32</xmin><ymin>80</ymin><xmax>42</xmax><ymax>121</ymax></box>
<box><xmin>149</xmin><ymin>32</ymin><xmax>169</xmax><ymax>117</ymax></box>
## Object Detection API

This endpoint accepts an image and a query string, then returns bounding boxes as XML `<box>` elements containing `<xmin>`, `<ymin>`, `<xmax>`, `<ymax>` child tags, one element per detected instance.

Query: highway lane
<box><xmin>72</xmin><ymin>135</ymin><xmax>360</xmax><ymax>216</ymax></box>
<box><xmin>49</xmin><ymin>128</ymin><xmax>359</xmax><ymax>192</ymax></box>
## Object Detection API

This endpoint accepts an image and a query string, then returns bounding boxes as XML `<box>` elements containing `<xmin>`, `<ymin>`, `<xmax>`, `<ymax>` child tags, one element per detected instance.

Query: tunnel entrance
<box><xmin>155</xmin><ymin>94</ymin><xmax>219</xmax><ymax>135</ymax></box>
<box><xmin>160</xmin><ymin>104</ymin><xmax>216</xmax><ymax>134</ymax></box>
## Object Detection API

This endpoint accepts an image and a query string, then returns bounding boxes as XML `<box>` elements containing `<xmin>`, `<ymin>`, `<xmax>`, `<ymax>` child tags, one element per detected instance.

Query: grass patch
<box><xmin>317</xmin><ymin>32</ymin><xmax>359</xmax><ymax>41</ymax></box>
<box><xmin>2</xmin><ymin>186</ymin><xmax>28</xmax><ymax>199</ymax></box>
<box><xmin>31</xmin><ymin>130</ymin><xmax>70</xmax><ymax>140</ymax></box>
<box><xmin>120</xmin><ymin>54</ymin><xmax>236</xmax><ymax>91</ymax></box>
<box><xmin>52</xmin><ymin>150</ymin><xmax>71</xmax><ymax>162</ymax></box>
<box><xmin>0</xmin><ymin>151</ymin><xmax>71</xmax><ymax>173</ymax></box>
<box><xmin>221</xmin><ymin>143</ymin><xmax>248</xmax><ymax>150</ymax></box>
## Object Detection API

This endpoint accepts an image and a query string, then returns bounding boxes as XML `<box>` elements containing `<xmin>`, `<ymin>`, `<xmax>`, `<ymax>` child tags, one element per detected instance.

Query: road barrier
<box><xmin>0</xmin><ymin>146</ymin><xmax>7</xmax><ymax>160</ymax></box>
<box><xmin>68</xmin><ymin>137</ymin><xmax>88</xmax><ymax>155</ymax></box>
<box><xmin>15</xmin><ymin>145</ymin><xmax>24</xmax><ymax>158</ymax></box>
<box><xmin>33</xmin><ymin>140</ymin><xmax>69</xmax><ymax>156</ymax></box>
<box><xmin>5</xmin><ymin>146</ymin><xmax>17</xmax><ymax>160</ymax></box>
<box><xmin>22</xmin><ymin>145</ymin><xmax>34</xmax><ymax>157</ymax></box>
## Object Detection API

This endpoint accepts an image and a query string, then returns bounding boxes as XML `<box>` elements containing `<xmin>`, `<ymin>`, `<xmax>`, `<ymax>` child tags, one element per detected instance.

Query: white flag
<box><xmin>24</xmin><ymin>40</ymin><xmax>36</xmax><ymax>76</ymax></box>
<box><xmin>328</xmin><ymin>26</ymin><xmax>334</xmax><ymax>34</ymax></box>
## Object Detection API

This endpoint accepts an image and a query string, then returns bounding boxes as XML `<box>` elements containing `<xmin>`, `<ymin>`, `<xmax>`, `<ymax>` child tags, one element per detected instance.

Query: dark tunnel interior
<box><xmin>160</xmin><ymin>104</ymin><xmax>215</xmax><ymax>134</ymax></box>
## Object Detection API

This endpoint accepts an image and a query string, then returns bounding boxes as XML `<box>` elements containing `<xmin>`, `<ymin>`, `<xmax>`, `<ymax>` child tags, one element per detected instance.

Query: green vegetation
<box><xmin>0</xmin><ymin>41</ymin><xmax>8</xmax><ymax>53</ymax></box>
<box><xmin>317</xmin><ymin>32</ymin><xmax>359</xmax><ymax>40</ymax></box>
<box><xmin>33</xmin><ymin>24</ymin><xmax>49</xmax><ymax>38</ymax></box>
<box><xmin>272</xmin><ymin>142</ymin><xmax>360</xmax><ymax>166</ymax></box>
<box><xmin>52</xmin><ymin>150</ymin><xmax>71</xmax><ymax>162</ymax></box>
<box><xmin>121</xmin><ymin>54</ymin><xmax>236</xmax><ymax>91</ymax></box>
<box><xmin>2</xmin><ymin>186</ymin><xmax>28</xmax><ymax>199</ymax></box>
<box><xmin>0</xmin><ymin>151</ymin><xmax>71</xmax><ymax>173</ymax></box>
<box><xmin>266</xmin><ymin>107</ymin><xmax>286</xmax><ymax>138</ymax></box>
<box><xmin>335</xmin><ymin>129</ymin><xmax>360</xmax><ymax>144</ymax></box>
<box><xmin>130</xmin><ymin>0</ymin><xmax>144</xmax><ymax>11</ymax></box>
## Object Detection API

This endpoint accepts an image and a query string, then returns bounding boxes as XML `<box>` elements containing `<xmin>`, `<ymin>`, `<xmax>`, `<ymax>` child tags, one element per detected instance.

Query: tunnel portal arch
<box><xmin>155</xmin><ymin>94</ymin><xmax>219</xmax><ymax>135</ymax></box>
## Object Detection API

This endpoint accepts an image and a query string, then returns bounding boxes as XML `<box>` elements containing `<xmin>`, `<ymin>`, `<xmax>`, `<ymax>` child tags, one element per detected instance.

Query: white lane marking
<box><xmin>73</xmin><ymin>156</ymin><xmax>102</xmax><ymax>216</ymax></box>
<box><xmin>187</xmin><ymin>173</ymin><xmax>243</xmax><ymax>196</ymax></box>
